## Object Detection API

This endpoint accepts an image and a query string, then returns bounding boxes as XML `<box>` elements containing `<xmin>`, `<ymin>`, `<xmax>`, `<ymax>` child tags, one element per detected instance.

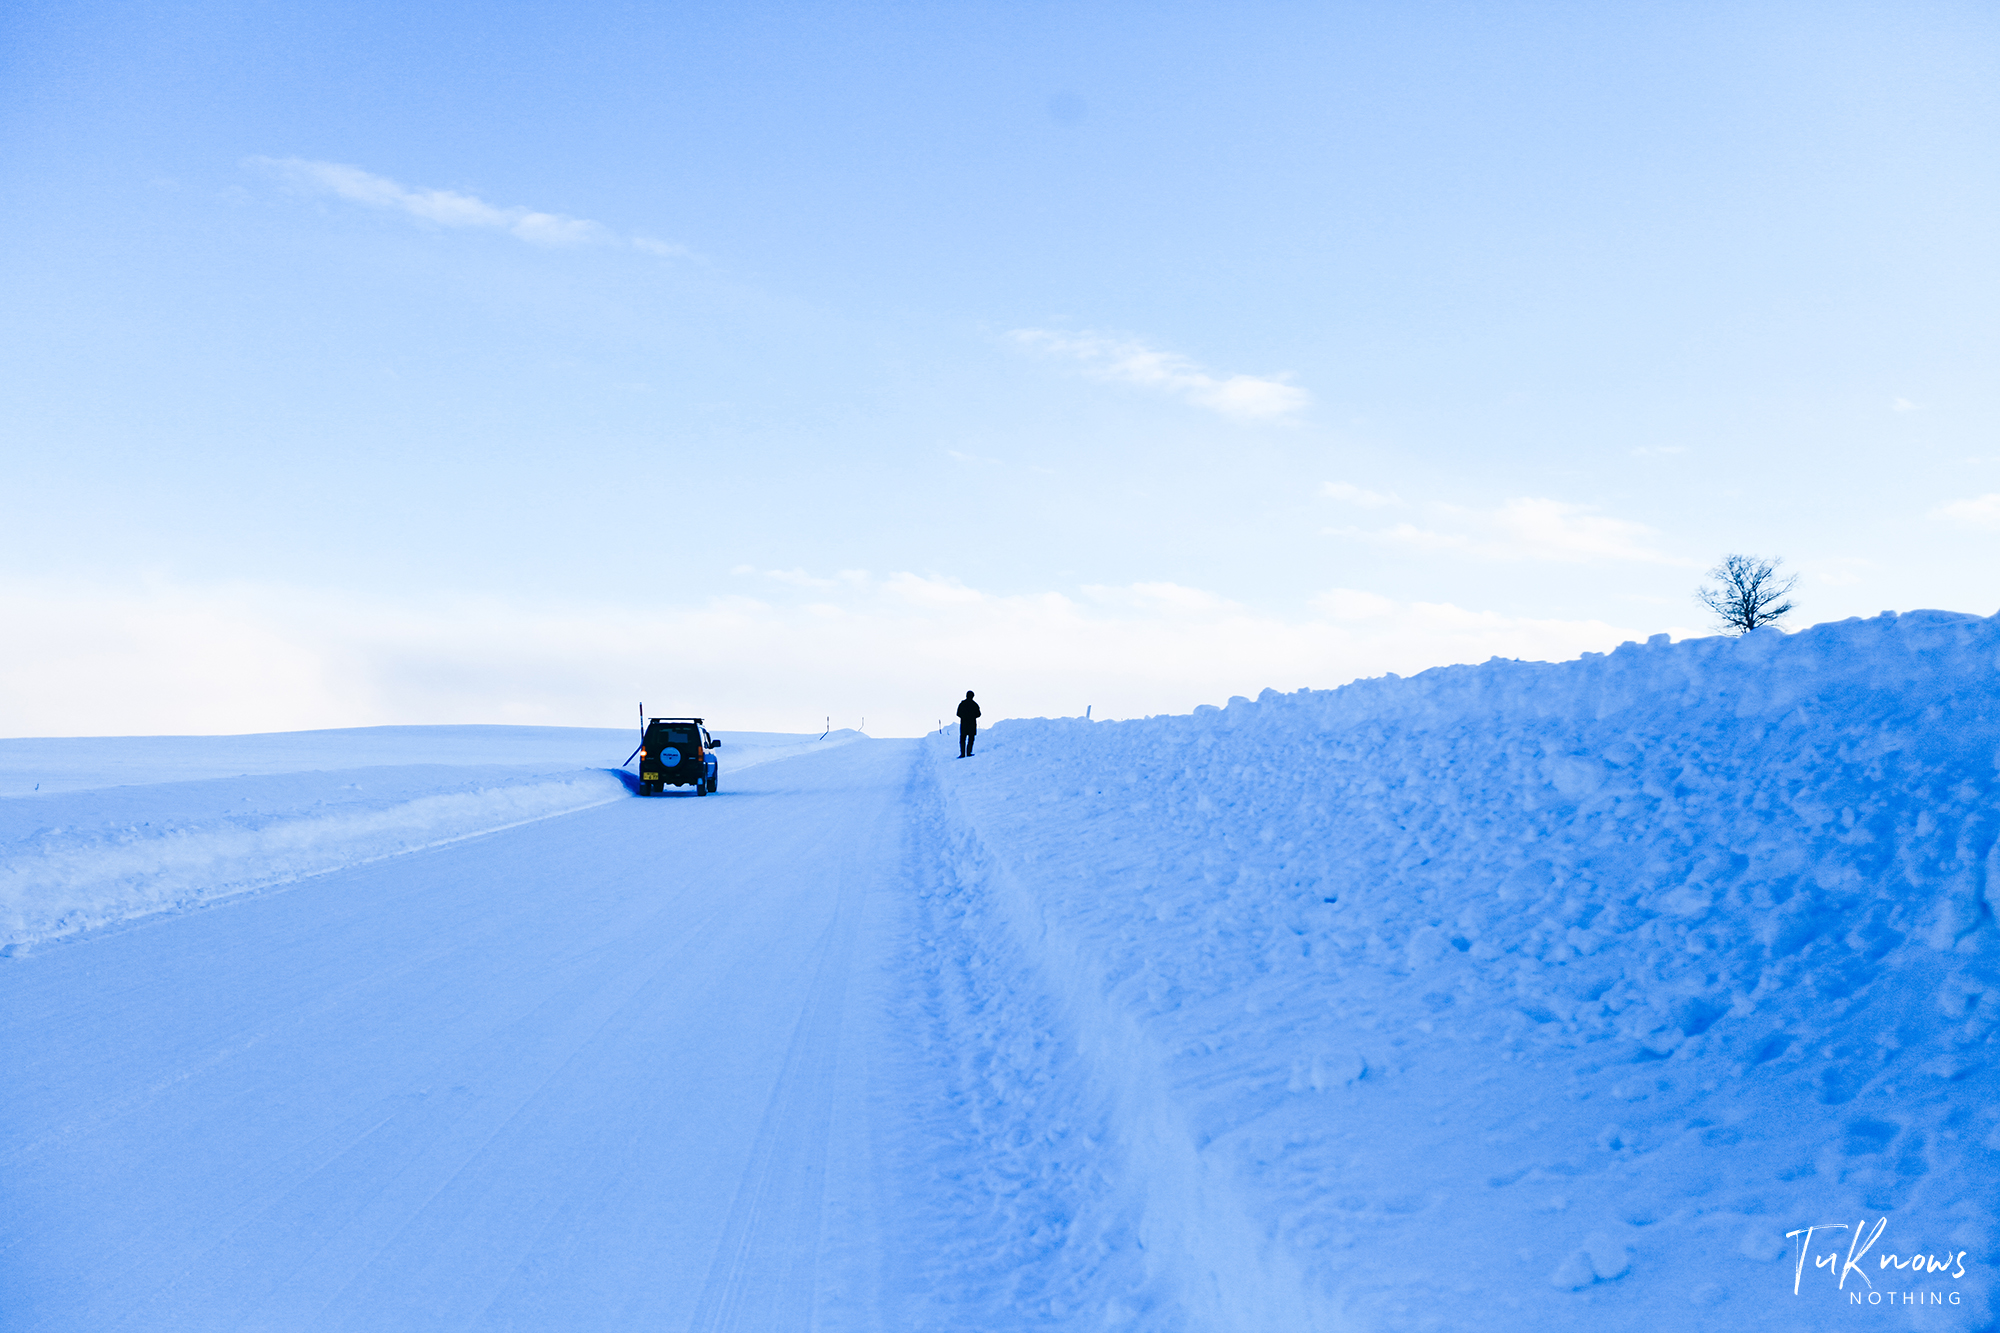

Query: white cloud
<box><xmin>0</xmin><ymin>571</ymin><xmax>1678</xmax><ymax>740</ymax></box>
<box><xmin>763</xmin><ymin>568</ymin><xmax>839</xmax><ymax>589</ymax></box>
<box><xmin>1344</xmin><ymin>521</ymin><xmax>1470</xmax><ymax>553</ymax></box>
<box><xmin>509</xmin><ymin>212</ymin><xmax>610</xmax><ymax>247</ymax></box>
<box><xmin>745</xmin><ymin>567</ymin><xmax>870</xmax><ymax>590</ymax></box>
<box><xmin>1893</xmin><ymin>397</ymin><xmax>1921</xmax><ymax>413</ymax></box>
<box><xmin>1080</xmin><ymin>582</ymin><xmax>1234</xmax><ymax>614</ymax></box>
<box><xmin>1312</xmin><ymin>588</ymin><xmax>1397</xmax><ymax>620</ymax></box>
<box><xmin>881</xmin><ymin>572</ymin><xmax>985</xmax><ymax>607</ymax></box>
<box><xmin>1009</xmin><ymin>329</ymin><xmax>1309</xmax><ymax>421</ymax></box>
<box><xmin>1322</xmin><ymin>481</ymin><xmax>1401</xmax><ymax>508</ymax></box>
<box><xmin>1800</xmin><ymin>556</ymin><xmax>1874</xmax><ymax>588</ymax></box>
<box><xmin>1488</xmin><ymin>498</ymin><xmax>1679</xmax><ymax>562</ymax></box>
<box><xmin>247</xmin><ymin>157</ymin><xmax>688</xmax><ymax>256</ymax></box>
<box><xmin>1935</xmin><ymin>493</ymin><xmax>2000</xmax><ymax>528</ymax></box>
<box><xmin>1343</xmin><ymin>497</ymin><xmax>1687</xmax><ymax>566</ymax></box>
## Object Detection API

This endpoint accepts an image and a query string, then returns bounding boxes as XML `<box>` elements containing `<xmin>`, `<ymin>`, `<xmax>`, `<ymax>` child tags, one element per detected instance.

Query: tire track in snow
<box><xmin>682</xmin><ymin>737</ymin><xmax>912</xmax><ymax>1332</ymax></box>
<box><xmin>687</xmin><ymin>894</ymin><xmax>861</xmax><ymax>1331</ymax></box>
<box><xmin>81</xmin><ymin>859</ymin><xmax>750</xmax><ymax>1333</ymax></box>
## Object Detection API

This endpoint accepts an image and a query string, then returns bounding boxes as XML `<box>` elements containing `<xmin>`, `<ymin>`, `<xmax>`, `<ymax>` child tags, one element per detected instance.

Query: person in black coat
<box><xmin>955</xmin><ymin>691</ymin><xmax>981</xmax><ymax>757</ymax></box>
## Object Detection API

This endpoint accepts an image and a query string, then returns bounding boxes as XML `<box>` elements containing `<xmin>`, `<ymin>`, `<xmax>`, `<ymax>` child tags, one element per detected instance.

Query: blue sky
<box><xmin>4</xmin><ymin>1</ymin><xmax>1997</xmax><ymax>735</ymax></box>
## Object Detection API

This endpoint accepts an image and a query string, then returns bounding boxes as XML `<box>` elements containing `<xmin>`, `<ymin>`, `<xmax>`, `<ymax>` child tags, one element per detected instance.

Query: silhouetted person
<box><xmin>956</xmin><ymin>691</ymin><xmax>981</xmax><ymax>757</ymax></box>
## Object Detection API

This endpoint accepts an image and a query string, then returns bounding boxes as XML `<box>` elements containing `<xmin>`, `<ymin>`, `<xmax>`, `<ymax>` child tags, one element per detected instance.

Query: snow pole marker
<box><xmin>622</xmin><ymin>701</ymin><xmax>645</xmax><ymax>767</ymax></box>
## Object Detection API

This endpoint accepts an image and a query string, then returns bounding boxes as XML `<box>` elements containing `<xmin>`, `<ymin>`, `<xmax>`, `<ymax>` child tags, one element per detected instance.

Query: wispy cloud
<box><xmin>1800</xmin><ymin>556</ymin><xmax>1874</xmax><ymax>587</ymax></box>
<box><xmin>735</xmin><ymin>566</ymin><xmax>870</xmax><ymax>590</ymax></box>
<box><xmin>1892</xmin><ymin>397</ymin><xmax>1921</xmax><ymax>413</ymax></box>
<box><xmin>1009</xmin><ymin>329</ymin><xmax>1309</xmax><ymax>421</ymax></box>
<box><xmin>1935</xmin><ymin>493</ymin><xmax>2000</xmax><ymax>528</ymax></box>
<box><xmin>1322</xmin><ymin>481</ymin><xmax>1401</xmax><ymax>508</ymax></box>
<box><xmin>247</xmin><ymin>157</ymin><xmax>689</xmax><ymax>256</ymax></box>
<box><xmin>1311</xmin><ymin>588</ymin><xmax>1398</xmax><ymax>620</ymax></box>
<box><xmin>1336</xmin><ymin>497</ymin><xmax>1687</xmax><ymax>565</ymax></box>
<box><xmin>1486</xmin><ymin>498</ymin><xmax>1678</xmax><ymax>563</ymax></box>
<box><xmin>1080</xmin><ymin>581</ymin><xmax>1235</xmax><ymax>614</ymax></box>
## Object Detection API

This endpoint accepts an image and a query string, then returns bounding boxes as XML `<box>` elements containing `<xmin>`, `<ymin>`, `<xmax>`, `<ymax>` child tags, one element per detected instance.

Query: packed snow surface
<box><xmin>3</xmin><ymin>613</ymin><xmax>1996</xmax><ymax>1330</ymax></box>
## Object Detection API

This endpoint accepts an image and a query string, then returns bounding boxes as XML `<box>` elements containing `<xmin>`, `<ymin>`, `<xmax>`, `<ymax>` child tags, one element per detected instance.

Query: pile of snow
<box><xmin>930</xmin><ymin>611</ymin><xmax>1998</xmax><ymax>1329</ymax></box>
<box><xmin>0</xmin><ymin>725</ymin><xmax>861</xmax><ymax>949</ymax></box>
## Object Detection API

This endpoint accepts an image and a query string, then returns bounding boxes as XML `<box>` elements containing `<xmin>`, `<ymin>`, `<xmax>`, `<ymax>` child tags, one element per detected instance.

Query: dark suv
<box><xmin>637</xmin><ymin>717</ymin><xmax>720</xmax><ymax>795</ymax></box>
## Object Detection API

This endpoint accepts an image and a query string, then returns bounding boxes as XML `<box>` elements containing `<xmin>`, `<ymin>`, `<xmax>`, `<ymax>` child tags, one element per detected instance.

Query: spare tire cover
<box><xmin>659</xmin><ymin>746</ymin><xmax>681</xmax><ymax>767</ymax></box>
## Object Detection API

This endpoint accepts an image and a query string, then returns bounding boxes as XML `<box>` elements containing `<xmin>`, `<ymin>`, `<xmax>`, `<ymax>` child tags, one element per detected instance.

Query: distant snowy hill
<box><xmin>931</xmin><ymin>610</ymin><xmax>1997</xmax><ymax>1328</ymax></box>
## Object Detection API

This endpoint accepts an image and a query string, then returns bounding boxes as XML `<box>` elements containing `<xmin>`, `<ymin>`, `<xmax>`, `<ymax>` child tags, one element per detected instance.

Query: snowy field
<box><xmin>2</xmin><ymin>614</ymin><xmax>1995</xmax><ymax>1330</ymax></box>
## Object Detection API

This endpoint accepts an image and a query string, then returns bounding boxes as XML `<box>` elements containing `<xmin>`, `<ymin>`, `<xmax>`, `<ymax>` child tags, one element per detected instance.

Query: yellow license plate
<box><xmin>641</xmin><ymin>772</ymin><xmax>660</xmax><ymax>781</ymax></box>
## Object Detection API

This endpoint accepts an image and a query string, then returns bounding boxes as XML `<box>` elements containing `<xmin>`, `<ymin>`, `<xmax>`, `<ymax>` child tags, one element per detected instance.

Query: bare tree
<box><xmin>1697</xmin><ymin>554</ymin><xmax>1798</xmax><ymax>633</ymax></box>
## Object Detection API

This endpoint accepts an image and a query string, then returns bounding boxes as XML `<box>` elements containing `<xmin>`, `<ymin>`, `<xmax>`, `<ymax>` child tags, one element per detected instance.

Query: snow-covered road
<box><xmin>3</xmin><ymin>740</ymin><xmax>931</xmax><ymax>1332</ymax></box>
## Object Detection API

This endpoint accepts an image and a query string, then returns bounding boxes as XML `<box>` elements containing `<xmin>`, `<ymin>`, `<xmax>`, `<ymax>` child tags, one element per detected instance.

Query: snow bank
<box><xmin>932</xmin><ymin>611</ymin><xmax>1999</xmax><ymax>1329</ymax></box>
<box><xmin>0</xmin><ymin>765</ymin><xmax>628</xmax><ymax>948</ymax></box>
<box><xmin>0</xmin><ymin>723</ymin><xmax>865</xmax><ymax>797</ymax></box>
<box><xmin>0</xmin><ymin>725</ymin><xmax>861</xmax><ymax>949</ymax></box>
<box><xmin>0</xmin><ymin>724</ymin><xmax>634</xmax><ymax>796</ymax></box>
<box><xmin>710</xmin><ymin>728</ymin><xmax>868</xmax><ymax>772</ymax></box>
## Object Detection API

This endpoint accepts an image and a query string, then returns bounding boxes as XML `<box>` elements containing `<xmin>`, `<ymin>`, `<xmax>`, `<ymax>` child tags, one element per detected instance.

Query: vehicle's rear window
<box><xmin>658</xmin><ymin>727</ymin><xmax>698</xmax><ymax>747</ymax></box>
